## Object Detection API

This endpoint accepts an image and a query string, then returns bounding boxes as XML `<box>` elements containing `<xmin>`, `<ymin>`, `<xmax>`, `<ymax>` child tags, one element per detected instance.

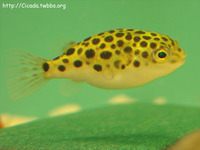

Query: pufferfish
<box><xmin>8</xmin><ymin>29</ymin><xmax>186</xmax><ymax>100</ymax></box>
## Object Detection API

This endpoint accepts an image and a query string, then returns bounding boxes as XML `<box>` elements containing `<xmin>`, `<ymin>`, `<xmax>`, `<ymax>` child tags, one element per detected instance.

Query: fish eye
<box><xmin>158</xmin><ymin>51</ymin><xmax>167</xmax><ymax>58</ymax></box>
<box><xmin>153</xmin><ymin>48</ymin><xmax>169</xmax><ymax>63</ymax></box>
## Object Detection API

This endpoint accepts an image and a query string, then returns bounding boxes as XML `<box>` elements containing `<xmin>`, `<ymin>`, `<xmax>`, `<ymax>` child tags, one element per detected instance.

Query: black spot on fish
<box><xmin>84</xmin><ymin>42</ymin><xmax>89</xmax><ymax>47</ymax></box>
<box><xmin>115</xmin><ymin>50</ymin><xmax>121</xmax><ymax>55</ymax></box>
<box><xmin>135</xmin><ymin>49</ymin><xmax>140</xmax><ymax>55</ymax></box>
<box><xmin>77</xmin><ymin>48</ymin><xmax>83</xmax><ymax>55</ymax></box>
<box><xmin>85</xmin><ymin>49</ymin><xmax>95</xmax><ymax>58</ymax></box>
<box><xmin>132</xmin><ymin>43</ymin><xmax>136</xmax><ymax>47</ymax></box>
<box><xmin>121</xmin><ymin>64</ymin><xmax>125</xmax><ymax>69</ymax></box>
<box><xmin>124</xmin><ymin>46</ymin><xmax>132</xmax><ymax>53</ymax></box>
<box><xmin>134</xmin><ymin>36</ymin><xmax>141</xmax><ymax>42</ymax></box>
<box><xmin>62</xmin><ymin>59</ymin><xmax>69</xmax><ymax>63</ymax></box>
<box><xmin>142</xmin><ymin>51</ymin><xmax>149</xmax><ymax>58</ymax></box>
<box><xmin>150</xmin><ymin>42</ymin><xmax>157</xmax><ymax>49</ymax></box>
<box><xmin>143</xmin><ymin>36</ymin><xmax>151</xmax><ymax>40</ymax></box>
<box><xmin>104</xmin><ymin>36</ymin><xmax>114</xmax><ymax>42</ymax></box>
<box><xmin>115</xmin><ymin>32</ymin><xmax>124</xmax><ymax>37</ymax></box>
<box><xmin>100</xmin><ymin>43</ymin><xmax>106</xmax><ymax>49</ymax></box>
<box><xmin>100</xmin><ymin>51</ymin><xmax>112</xmax><ymax>59</ymax></box>
<box><xmin>74</xmin><ymin>60</ymin><xmax>82</xmax><ymax>68</ymax></box>
<box><xmin>162</xmin><ymin>37</ymin><xmax>168</xmax><ymax>41</ymax></box>
<box><xmin>58</xmin><ymin>65</ymin><xmax>65</xmax><ymax>72</ymax></box>
<box><xmin>135</xmin><ymin>31</ymin><xmax>145</xmax><ymax>34</ymax></box>
<box><xmin>92</xmin><ymin>38</ymin><xmax>100</xmax><ymax>45</ymax></box>
<box><xmin>84</xmin><ymin>36</ymin><xmax>91</xmax><ymax>41</ymax></box>
<box><xmin>98</xmin><ymin>32</ymin><xmax>104</xmax><ymax>36</ymax></box>
<box><xmin>53</xmin><ymin>56</ymin><xmax>60</xmax><ymax>60</ymax></box>
<box><xmin>111</xmin><ymin>44</ymin><xmax>116</xmax><ymax>49</ymax></box>
<box><xmin>140</xmin><ymin>41</ymin><xmax>148</xmax><ymax>47</ymax></box>
<box><xmin>109</xmin><ymin>30</ymin><xmax>115</xmax><ymax>33</ymax></box>
<box><xmin>160</xmin><ymin>42</ymin><xmax>166</xmax><ymax>45</ymax></box>
<box><xmin>117</xmin><ymin>40</ymin><xmax>124</xmax><ymax>47</ymax></box>
<box><xmin>66</xmin><ymin>48</ymin><xmax>75</xmax><ymax>55</ymax></box>
<box><xmin>114</xmin><ymin>60</ymin><xmax>121</xmax><ymax>69</ymax></box>
<box><xmin>43</xmin><ymin>62</ymin><xmax>49</xmax><ymax>72</ymax></box>
<box><xmin>154</xmin><ymin>37</ymin><xmax>160</xmax><ymax>41</ymax></box>
<box><xmin>127</xmin><ymin>29</ymin><xmax>134</xmax><ymax>31</ymax></box>
<box><xmin>93</xmin><ymin>64</ymin><xmax>102</xmax><ymax>72</ymax></box>
<box><xmin>151</xmin><ymin>33</ymin><xmax>157</xmax><ymax>36</ymax></box>
<box><xmin>133</xmin><ymin>60</ymin><xmax>140</xmax><ymax>67</ymax></box>
<box><xmin>170</xmin><ymin>38</ymin><xmax>175</xmax><ymax>46</ymax></box>
<box><xmin>125</xmin><ymin>34</ymin><xmax>132</xmax><ymax>40</ymax></box>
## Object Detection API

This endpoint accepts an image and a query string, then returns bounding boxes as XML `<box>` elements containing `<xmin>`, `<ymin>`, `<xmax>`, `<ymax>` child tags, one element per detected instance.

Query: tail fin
<box><xmin>6</xmin><ymin>50</ymin><xmax>49</xmax><ymax>100</ymax></box>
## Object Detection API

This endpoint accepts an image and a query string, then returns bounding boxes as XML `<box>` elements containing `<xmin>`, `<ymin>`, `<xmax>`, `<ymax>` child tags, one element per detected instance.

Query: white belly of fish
<box><xmin>67</xmin><ymin>66</ymin><xmax>165</xmax><ymax>89</ymax></box>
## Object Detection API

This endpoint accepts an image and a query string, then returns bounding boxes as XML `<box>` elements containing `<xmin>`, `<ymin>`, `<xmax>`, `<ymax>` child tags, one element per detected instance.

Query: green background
<box><xmin>0</xmin><ymin>0</ymin><xmax>200</xmax><ymax>117</ymax></box>
<box><xmin>1</xmin><ymin>0</ymin><xmax>200</xmax><ymax>149</ymax></box>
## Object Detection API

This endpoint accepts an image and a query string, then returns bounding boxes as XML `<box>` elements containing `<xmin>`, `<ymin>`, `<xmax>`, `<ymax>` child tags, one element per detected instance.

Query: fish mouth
<box><xmin>178</xmin><ymin>57</ymin><xmax>186</xmax><ymax>64</ymax></box>
<box><xmin>171</xmin><ymin>51</ymin><xmax>186</xmax><ymax>63</ymax></box>
<box><xmin>181</xmin><ymin>58</ymin><xmax>186</xmax><ymax>63</ymax></box>
<box><xmin>177</xmin><ymin>57</ymin><xmax>186</xmax><ymax>66</ymax></box>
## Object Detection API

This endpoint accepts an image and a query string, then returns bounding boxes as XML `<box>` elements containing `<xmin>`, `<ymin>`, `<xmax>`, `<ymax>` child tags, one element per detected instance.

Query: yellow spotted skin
<box><xmin>44</xmin><ymin>29</ymin><xmax>186</xmax><ymax>89</ymax></box>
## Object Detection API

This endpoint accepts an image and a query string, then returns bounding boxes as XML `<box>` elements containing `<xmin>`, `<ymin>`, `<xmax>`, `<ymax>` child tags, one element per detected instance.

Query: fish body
<box><xmin>45</xmin><ymin>29</ymin><xmax>186</xmax><ymax>89</ymax></box>
<box><xmin>8</xmin><ymin>29</ymin><xmax>186</xmax><ymax>100</ymax></box>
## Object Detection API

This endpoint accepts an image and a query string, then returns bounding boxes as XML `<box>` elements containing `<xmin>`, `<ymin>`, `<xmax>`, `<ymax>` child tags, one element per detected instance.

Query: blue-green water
<box><xmin>0</xmin><ymin>0</ymin><xmax>200</xmax><ymax>118</ymax></box>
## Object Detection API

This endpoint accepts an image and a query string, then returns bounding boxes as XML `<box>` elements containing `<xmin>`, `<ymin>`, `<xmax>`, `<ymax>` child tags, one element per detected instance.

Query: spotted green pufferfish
<box><xmin>8</xmin><ymin>29</ymin><xmax>186</xmax><ymax>100</ymax></box>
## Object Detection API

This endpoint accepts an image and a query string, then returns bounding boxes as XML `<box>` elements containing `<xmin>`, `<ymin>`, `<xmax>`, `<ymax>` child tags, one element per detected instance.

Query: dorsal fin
<box><xmin>52</xmin><ymin>41</ymin><xmax>77</xmax><ymax>60</ymax></box>
<box><xmin>45</xmin><ymin>37</ymin><xmax>76</xmax><ymax>58</ymax></box>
